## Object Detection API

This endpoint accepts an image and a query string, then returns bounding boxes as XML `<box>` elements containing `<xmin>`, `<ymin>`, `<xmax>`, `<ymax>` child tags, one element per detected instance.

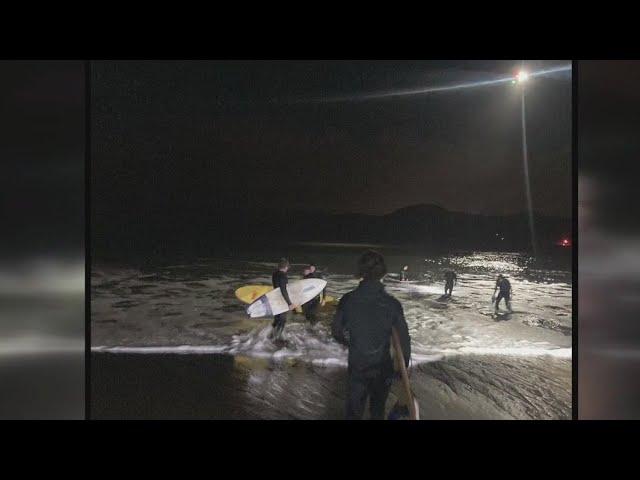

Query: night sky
<box><xmin>92</xmin><ymin>60</ymin><xmax>571</xmax><ymax>221</ymax></box>
<box><xmin>579</xmin><ymin>60</ymin><xmax>640</xmax><ymax>233</ymax></box>
<box><xmin>0</xmin><ymin>61</ymin><xmax>84</xmax><ymax>258</ymax></box>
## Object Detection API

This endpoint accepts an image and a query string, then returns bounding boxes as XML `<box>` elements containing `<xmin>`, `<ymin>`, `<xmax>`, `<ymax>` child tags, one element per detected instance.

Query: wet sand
<box><xmin>91</xmin><ymin>352</ymin><xmax>570</xmax><ymax>420</ymax></box>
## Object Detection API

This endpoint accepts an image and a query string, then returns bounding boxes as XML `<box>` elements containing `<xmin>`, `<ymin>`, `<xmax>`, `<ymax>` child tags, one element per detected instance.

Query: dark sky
<box><xmin>579</xmin><ymin>60</ymin><xmax>640</xmax><ymax>233</ymax></box>
<box><xmin>92</xmin><ymin>60</ymin><xmax>571</xmax><ymax>219</ymax></box>
<box><xmin>0</xmin><ymin>61</ymin><xmax>84</xmax><ymax>258</ymax></box>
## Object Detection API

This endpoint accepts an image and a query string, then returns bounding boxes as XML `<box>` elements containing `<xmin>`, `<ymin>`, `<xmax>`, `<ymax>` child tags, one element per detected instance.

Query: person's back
<box><xmin>336</xmin><ymin>280</ymin><xmax>408</xmax><ymax>374</ymax></box>
<box><xmin>332</xmin><ymin>250</ymin><xmax>411</xmax><ymax>420</ymax></box>
<box><xmin>498</xmin><ymin>277</ymin><xmax>510</xmax><ymax>294</ymax></box>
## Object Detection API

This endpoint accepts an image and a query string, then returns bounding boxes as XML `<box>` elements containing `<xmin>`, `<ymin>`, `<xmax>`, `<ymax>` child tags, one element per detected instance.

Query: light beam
<box><xmin>297</xmin><ymin>64</ymin><xmax>571</xmax><ymax>104</ymax></box>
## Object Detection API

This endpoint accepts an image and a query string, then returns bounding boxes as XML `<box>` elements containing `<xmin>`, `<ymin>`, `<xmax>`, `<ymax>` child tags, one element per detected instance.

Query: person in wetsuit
<box><xmin>444</xmin><ymin>270</ymin><xmax>457</xmax><ymax>296</ymax></box>
<box><xmin>302</xmin><ymin>263</ymin><xmax>325</xmax><ymax>325</ymax></box>
<box><xmin>400</xmin><ymin>265</ymin><xmax>409</xmax><ymax>282</ymax></box>
<box><xmin>271</xmin><ymin>258</ymin><xmax>296</xmax><ymax>340</ymax></box>
<box><xmin>493</xmin><ymin>274</ymin><xmax>513</xmax><ymax>313</ymax></box>
<box><xmin>332</xmin><ymin>250</ymin><xmax>411</xmax><ymax>420</ymax></box>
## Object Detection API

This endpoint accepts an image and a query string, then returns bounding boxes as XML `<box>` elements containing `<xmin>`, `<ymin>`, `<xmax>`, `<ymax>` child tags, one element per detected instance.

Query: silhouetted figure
<box><xmin>492</xmin><ymin>274</ymin><xmax>513</xmax><ymax>313</ymax></box>
<box><xmin>444</xmin><ymin>270</ymin><xmax>457</xmax><ymax>296</ymax></box>
<box><xmin>332</xmin><ymin>250</ymin><xmax>411</xmax><ymax>420</ymax></box>
<box><xmin>302</xmin><ymin>263</ymin><xmax>325</xmax><ymax>325</ymax></box>
<box><xmin>271</xmin><ymin>258</ymin><xmax>296</xmax><ymax>340</ymax></box>
<box><xmin>400</xmin><ymin>265</ymin><xmax>409</xmax><ymax>282</ymax></box>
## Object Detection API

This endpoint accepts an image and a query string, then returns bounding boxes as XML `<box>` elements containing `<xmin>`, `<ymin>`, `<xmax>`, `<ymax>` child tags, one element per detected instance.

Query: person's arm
<box><xmin>331</xmin><ymin>296</ymin><xmax>349</xmax><ymax>345</ymax></box>
<box><xmin>393</xmin><ymin>302</ymin><xmax>411</xmax><ymax>368</ymax></box>
<box><xmin>278</xmin><ymin>275</ymin><xmax>292</xmax><ymax>306</ymax></box>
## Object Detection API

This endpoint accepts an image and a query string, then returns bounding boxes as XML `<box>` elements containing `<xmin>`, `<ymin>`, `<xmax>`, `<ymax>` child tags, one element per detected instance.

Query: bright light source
<box><xmin>517</xmin><ymin>71</ymin><xmax>529</xmax><ymax>83</ymax></box>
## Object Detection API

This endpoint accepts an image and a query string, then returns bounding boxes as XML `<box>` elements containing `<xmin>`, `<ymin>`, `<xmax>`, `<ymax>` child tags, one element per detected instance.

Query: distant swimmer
<box><xmin>270</xmin><ymin>258</ymin><xmax>297</xmax><ymax>341</ymax></box>
<box><xmin>492</xmin><ymin>274</ymin><xmax>513</xmax><ymax>313</ymax></box>
<box><xmin>444</xmin><ymin>270</ymin><xmax>457</xmax><ymax>296</ymax></box>
<box><xmin>401</xmin><ymin>265</ymin><xmax>409</xmax><ymax>282</ymax></box>
<box><xmin>332</xmin><ymin>250</ymin><xmax>411</xmax><ymax>420</ymax></box>
<box><xmin>302</xmin><ymin>263</ymin><xmax>325</xmax><ymax>325</ymax></box>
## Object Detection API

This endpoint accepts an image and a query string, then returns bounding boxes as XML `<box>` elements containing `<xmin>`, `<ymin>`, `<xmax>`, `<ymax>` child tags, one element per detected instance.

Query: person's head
<box><xmin>497</xmin><ymin>274</ymin><xmax>504</xmax><ymax>280</ymax></box>
<box><xmin>278</xmin><ymin>258</ymin><xmax>290</xmax><ymax>272</ymax></box>
<box><xmin>357</xmin><ymin>250</ymin><xmax>387</xmax><ymax>281</ymax></box>
<box><xmin>308</xmin><ymin>263</ymin><xmax>316</xmax><ymax>273</ymax></box>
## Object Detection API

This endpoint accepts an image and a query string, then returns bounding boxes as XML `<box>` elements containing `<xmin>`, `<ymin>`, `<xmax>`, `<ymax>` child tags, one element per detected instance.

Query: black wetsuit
<box><xmin>400</xmin><ymin>270</ymin><xmax>408</xmax><ymax>281</ymax></box>
<box><xmin>332</xmin><ymin>279</ymin><xmax>411</xmax><ymax>420</ymax></box>
<box><xmin>302</xmin><ymin>271</ymin><xmax>324</xmax><ymax>324</ymax></box>
<box><xmin>444</xmin><ymin>271</ymin><xmax>457</xmax><ymax>295</ymax></box>
<box><xmin>272</xmin><ymin>270</ymin><xmax>291</xmax><ymax>337</ymax></box>
<box><xmin>495</xmin><ymin>278</ymin><xmax>512</xmax><ymax>312</ymax></box>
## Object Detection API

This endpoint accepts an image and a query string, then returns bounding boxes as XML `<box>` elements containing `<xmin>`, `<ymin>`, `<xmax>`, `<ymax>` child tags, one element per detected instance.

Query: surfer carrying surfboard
<box><xmin>332</xmin><ymin>250</ymin><xmax>411</xmax><ymax>420</ymax></box>
<box><xmin>270</xmin><ymin>258</ymin><xmax>297</xmax><ymax>340</ymax></box>
<box><xmin>302</xmin><ymin>263</ymin><xmax>325</xmax><ymax>325</ymax></box>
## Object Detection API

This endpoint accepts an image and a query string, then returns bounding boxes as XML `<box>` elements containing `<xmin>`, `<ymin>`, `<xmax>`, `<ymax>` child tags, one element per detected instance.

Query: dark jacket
<box><xmin>496</xmin><ymin>278</ymin><xmax>511</xmax><ymax>295</ymax></box>
<box><xmin>444</xmin><ymin>271</ymin><xmax>457</xmax><ymax>284</ymax></box>
<box><xmin>272</xmin><ymin>270</ymin><xmax>291</xmax><ymax>305</ymax></box>
<box><xmin>332</xmin><ymin>279</ymin><xmax>411</xmax><ymax>376</ymax></box>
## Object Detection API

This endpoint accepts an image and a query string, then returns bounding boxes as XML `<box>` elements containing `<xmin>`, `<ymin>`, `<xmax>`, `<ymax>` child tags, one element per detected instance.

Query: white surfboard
<box><xmin>246</xmin><ymin>278</ymin><xmax>327</xmax><ymax>318</ymax></box>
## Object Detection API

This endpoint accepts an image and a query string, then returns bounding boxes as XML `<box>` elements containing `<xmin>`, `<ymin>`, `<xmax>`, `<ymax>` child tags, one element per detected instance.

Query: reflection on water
<box><xmin>0</xmin><ymin>258</ymin><xmax>84</xmax><ymax>419</ymax></box>
<box><xmin>92</xmin><ymin>249</ymin><xmax>572</xmax><ymax>419</ymax></box>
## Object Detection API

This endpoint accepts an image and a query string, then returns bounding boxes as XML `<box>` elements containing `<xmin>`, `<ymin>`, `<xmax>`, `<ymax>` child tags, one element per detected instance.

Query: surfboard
<box><xmin>246</xmin><ymin>279</ymin><xmax>327</xmax><ymax>318</ymax></box>
<box><xmin>236</xmin><ymin>284</ymin><xmax>335</xmax><ymax>310</ymax></box>
<box><xmin>294</xmin><ymin>293</ymin><xmax>337</xmax><ymax>313</ymax></box>
<box><xmin>388</xmin><ymin>326</ymin><xmax>419</xmax><ymax>420</ymax></box>
<box><xmin>235</xmin><ymin>285</ymin><xmax>274</xmax><ymax>304</ymax></box>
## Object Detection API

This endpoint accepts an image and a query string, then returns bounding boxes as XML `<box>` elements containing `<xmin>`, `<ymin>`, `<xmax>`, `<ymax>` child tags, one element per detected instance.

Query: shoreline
<box><xmin>91</xmin><ymin>351</ymin><xmax>570</xmax><ymax>420</ymax></box>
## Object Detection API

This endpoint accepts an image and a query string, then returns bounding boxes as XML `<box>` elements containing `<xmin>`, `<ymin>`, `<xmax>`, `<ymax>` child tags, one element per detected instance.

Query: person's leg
<box><xmin>505</xmin><ymin>294</ymin><xmax>512</xmax><ymax>312</ymax></box>
<box><xmin>272</xmin><ymin>312</ymin><xmax>288</xmax><ymax>339</ymax></box>
<box><xmin>495</xmin><ymin>293</ymin><xmax>503</xmax><ymax>312</ymax></box>
<box><xmin>305</xmin><ymin>299</ymin><xmax>319</xmax><ymax>325</ymax></box>
<box><xmin>346</xmin><ymin>374</ymin><xmax>369</xmax><ymax>420</ymax></box>
<box><xmin>369</xmin><ymin>375</ymin><xmax>392</xmax><ymax>420</ymax></box>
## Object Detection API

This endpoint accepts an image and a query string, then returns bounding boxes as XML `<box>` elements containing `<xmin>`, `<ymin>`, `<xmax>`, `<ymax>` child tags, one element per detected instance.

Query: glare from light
<box><xmin>517</xmin><ymin>70</ymin><xmax>529</xmax><ymax>83</ymax></box>
<box><xmin>294</xmin><ymin>64</ymin><xmax>571</xmax><ymax>104</ymax></box>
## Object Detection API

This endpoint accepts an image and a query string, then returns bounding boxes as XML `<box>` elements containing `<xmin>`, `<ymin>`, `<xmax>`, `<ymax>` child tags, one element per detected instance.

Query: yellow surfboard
<box><xmin>235</xmin><ymin>285</ymin><xmax>336</xmax><ymax>311</ymax></box>
<box><xmin>293</xmin><ymin>294</ymin><xmax>337</xmax><ymax>313</ymax></box>
<box><xmin>235</xmin><ymin>285</ymin><xmax>273</xmax><ymax>304</ymax></box>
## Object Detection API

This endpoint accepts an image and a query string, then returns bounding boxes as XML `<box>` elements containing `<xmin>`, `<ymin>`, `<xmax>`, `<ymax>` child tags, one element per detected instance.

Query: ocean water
<box><xmin>91</xmin><ymin>246</ymin><xmax>572</xmax><ymax>419</ymax></box>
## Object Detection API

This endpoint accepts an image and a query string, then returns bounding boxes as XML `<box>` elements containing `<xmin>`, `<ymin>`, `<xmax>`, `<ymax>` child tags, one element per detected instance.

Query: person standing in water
<box><xmin>302</xmin><ymin>263</ymin><xmax>325</xmax><ymax>325</ymax></box>
<box><xmin>400</xmin><ymin>265</ymin><xmax>409</xmax><ymax>282</ymax></box>
<box><xmin>271</xmin><ymin>258</ymin><xmax>296</xmax><ymax>340</ymax></box>
<box><xmin>492</xmin><ymin>274</ymin><xmax>513</xmax><ymax>313</ymax></box>
<box><xmin>444</xmin><ymin>270</ymin><xmax>457</xmax><ymax>296</ymax></box>
<box><xmin>332</xmin><ymin>250</ymin><xmax>411</xmax><ymax>420</ymax></box>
